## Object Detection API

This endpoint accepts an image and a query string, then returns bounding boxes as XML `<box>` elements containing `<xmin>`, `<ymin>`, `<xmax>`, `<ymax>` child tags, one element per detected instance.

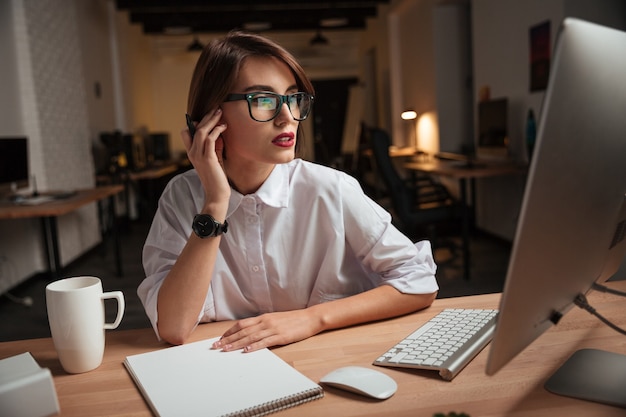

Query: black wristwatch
<box><xmin>192</xmin><ymin>214</ymin><xmax>228</xmax><ymax>238</ymax></box>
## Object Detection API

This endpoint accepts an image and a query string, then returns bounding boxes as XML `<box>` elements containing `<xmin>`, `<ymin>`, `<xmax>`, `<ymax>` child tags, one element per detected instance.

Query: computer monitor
<box><xmin>0</xmin><ymin>137</ymin><xmax>29</xmax><ymax>197</ymax></box>
<box><xmin>485</xmin><ymin>18</ymin><xmax>626</xmax><ymax>407</ymax></box>
<box><xmin>476</xmin><ymin>97</ymin><xmax>509</xmax><ymax>160</ymax></box>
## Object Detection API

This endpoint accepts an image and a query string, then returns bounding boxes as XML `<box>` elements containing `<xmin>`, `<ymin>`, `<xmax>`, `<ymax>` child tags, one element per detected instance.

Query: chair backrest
<box><xmin>366</xmin><ymin>128</ymin><xmax>415</xmax><ymax>223</ymax></box>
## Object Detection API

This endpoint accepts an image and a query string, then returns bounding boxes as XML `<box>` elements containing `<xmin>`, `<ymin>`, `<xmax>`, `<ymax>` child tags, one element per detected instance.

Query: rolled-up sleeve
<box><xmin>340</xmin><ymin>174</ymin><xmax>439</xmax><ymax>295</ymax></box>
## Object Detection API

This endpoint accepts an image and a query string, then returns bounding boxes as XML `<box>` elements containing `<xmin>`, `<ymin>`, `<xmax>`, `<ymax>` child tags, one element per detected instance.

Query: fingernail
<box><xmin>212</xmin><ymin>340</ymin><xmax>222</xmax><ymax>349</ymax></box>
<box><xmin>215</xmin><ymin>108</ymin><xmax>222</xmax><ymax>114</ymax></box>
<box><xmin>243</xmin><ymin>346</ymin><xmax>251</xmax><ymax>353</ymax></box>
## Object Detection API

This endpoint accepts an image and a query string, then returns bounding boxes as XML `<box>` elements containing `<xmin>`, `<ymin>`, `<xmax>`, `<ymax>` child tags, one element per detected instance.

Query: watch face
<box><xmin>194</xmin><ymin>215</ymin><xmax>217</xmax><ymax>237</ymax></box>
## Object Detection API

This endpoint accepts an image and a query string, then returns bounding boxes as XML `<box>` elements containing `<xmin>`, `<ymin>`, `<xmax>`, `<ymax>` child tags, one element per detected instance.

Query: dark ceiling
<box><xmin>115</xmin><ymin>0</ymin><xmax>389</xmax><ymax>35</ymax></box>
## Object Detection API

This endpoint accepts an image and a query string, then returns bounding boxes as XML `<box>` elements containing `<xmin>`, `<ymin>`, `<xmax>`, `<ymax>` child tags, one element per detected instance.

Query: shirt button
<box><xmin>252</xmin><ymin>265</ymin><xmax>260</xmax><ymax>272</ymax></box>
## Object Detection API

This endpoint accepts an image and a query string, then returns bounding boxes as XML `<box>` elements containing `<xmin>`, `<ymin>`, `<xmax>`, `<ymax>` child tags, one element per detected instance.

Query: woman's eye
<box><xmin>255</xmin><ymin>97</ymin><xmax>277</xmax><ymax>110</ymax></box>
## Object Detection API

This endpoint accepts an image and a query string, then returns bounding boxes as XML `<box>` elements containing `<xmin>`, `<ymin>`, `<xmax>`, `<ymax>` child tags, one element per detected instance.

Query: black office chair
<box><xmin>366</xmin><ymin>127</ymin><xmax>462</xmax><ymax>248</ymax></box>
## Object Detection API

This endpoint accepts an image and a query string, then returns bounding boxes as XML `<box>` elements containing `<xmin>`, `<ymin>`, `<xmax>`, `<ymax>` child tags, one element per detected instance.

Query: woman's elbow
<box><xmin>157</xmin><ymin>321</ymin><xmax>194</xmax><ymax>346</ymax></box>
<box><xmin>407</xmin><ymin>291</ymin><xmax>437</xmax><ymax>313</ymax></box>
<box><xmin>424</xmin><ymin>290</ymin><xmax>437</xmax><ymax>307</ymax></box>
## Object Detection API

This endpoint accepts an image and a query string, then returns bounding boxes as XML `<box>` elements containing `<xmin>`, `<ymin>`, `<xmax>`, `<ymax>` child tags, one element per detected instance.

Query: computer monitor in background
<box><xmin>485</xmin><ymin>18</ymin><xmax>626</xmax><ymax>407</ymax></box>
<box><xmin>476</xmin><ymin>97</ymin><xmax>509</xmax><ymax>160</ymax></box>
<box><xmin>0</xmin><ymin>137</ymin><xmax>29</xmax><ymax>197</ymax></box>
<box><xmin>148</xmin><ymin>133</ymin><xmax>171</xmax><ymax>162</ymax></box>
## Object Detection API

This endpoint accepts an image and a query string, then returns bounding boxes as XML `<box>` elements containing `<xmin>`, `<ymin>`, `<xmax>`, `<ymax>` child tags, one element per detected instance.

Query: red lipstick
<box><xmin>272</xmin><ymin>132</ymin><xmax>295</xmax><ymax>148</ymax></box>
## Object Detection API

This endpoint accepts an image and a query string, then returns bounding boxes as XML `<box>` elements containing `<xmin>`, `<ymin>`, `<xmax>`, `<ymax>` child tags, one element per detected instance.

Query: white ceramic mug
<box><xmin>45</xmin><ymin>276</ymin><xmax>125</xmax><ymax>374</ymax></box>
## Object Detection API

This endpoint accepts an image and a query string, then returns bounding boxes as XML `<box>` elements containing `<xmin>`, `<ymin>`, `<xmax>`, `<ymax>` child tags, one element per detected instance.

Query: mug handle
<box><xmin>102</xmin><ymin>291</ymin><xmax>125</xmax><ymax>330</ymax></box>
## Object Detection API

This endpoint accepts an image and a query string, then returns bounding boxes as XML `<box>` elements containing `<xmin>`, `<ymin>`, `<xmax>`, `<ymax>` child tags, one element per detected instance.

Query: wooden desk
<box><xmin>404</xmin><ymin>159</ymin><xmax>526</xmax><ymax>180</ymax></box>
<box><xmin>361</xmin><ymin>146</ymin><xmax>422</xmax><ymax>158</ymax></box>
<box><xmin>127</xmin><ymin>164</ymin><xmax>179</xmax><ymax>181</ymax></box>
<box><xmin>1</xmin><ymin>281</ymin><xmax>624</xmax><ymax>417</ymax></box>
<box><xmin>404</xmin><ymin>159</ymin><xmax>527</xmax><ymax>280</ymax></box>
<box><xmin>0</xmin><ymin>186</ymin><xmax>124</xmax><ymax>278</ymax></box>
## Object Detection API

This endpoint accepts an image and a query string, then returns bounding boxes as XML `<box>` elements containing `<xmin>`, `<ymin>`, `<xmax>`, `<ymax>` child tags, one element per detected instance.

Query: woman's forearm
<box><xmin>156</xmin><ymin>235</ymin><xmax>221</xmax><ymax>345</ymax></box>
<box><xmin>310</xmin><ymin>284</ymin><xmax>437</xmax><ymax>333</ymax></box>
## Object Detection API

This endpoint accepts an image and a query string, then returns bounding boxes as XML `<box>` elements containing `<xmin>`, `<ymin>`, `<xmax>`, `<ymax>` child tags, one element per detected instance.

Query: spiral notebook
<box><xmin>124</xmin><ymin>337</ymin><xmax>324</xmax><ymax>417</ymax></box>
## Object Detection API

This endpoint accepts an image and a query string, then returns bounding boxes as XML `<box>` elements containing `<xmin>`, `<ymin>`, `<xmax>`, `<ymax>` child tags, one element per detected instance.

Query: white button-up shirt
<box><xmin>139</xmin><ymin>159</ymin><xmax>438</xmax><ymax>336</ymax></box>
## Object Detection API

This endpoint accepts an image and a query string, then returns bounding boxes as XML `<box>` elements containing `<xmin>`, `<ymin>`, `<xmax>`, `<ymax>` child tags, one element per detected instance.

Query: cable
<box><xmin>0</xmin><ymin>256</ymin><xmax>34</xmax><ymax>307</ymax></box>
<box><xmin>3</xmin><ymin>292</ymin><xmax>34</xmax><ymax>307</ymax></box>
<box><xmin>574</xmin><ymin>293</ymin><xmax>626</xmax><ymax>336</ymax></box>
<box><xmin>591</xmin><ymin>282</ymin><xmax>626</xmax><ymax>297</ymax></box>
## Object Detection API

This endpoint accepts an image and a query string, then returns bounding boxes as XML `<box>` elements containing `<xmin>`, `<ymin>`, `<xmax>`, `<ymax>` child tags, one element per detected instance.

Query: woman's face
<box><xmin>220</xmin><ymin>56</ymin><xmax>301</xmax><ymax>170</ymax></box>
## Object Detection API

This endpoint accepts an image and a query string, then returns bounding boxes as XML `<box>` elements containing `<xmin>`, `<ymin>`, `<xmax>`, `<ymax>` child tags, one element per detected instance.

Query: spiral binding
<box><xmin>223</xmin><ymin>387</ymin><xmax>324</xmax><ymax>417</ymax></box>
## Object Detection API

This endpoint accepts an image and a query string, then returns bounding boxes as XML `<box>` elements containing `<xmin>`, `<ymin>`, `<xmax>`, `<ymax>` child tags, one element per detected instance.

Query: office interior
<box><xmin>1</xmin><ymin>0</ymin><xmax>626</xmax><ymax>339</ymax></box>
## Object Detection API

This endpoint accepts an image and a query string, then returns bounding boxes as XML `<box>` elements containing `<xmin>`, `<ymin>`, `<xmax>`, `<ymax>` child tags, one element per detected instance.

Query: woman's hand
<box><xmin>212</xmin><ymin>310</ymin><xmax>325</xmax><ymax>353</ymax></box>
<box><xmin>182</xmin><ymin>108</ymin><xmax>230</xmax><ymax>216</ymax></box>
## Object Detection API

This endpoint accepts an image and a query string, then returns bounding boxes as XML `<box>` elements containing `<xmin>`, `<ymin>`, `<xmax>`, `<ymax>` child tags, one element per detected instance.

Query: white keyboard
<box><xmin>373</xmin><ymin>309</ymin><xmax>498</xmax><ymax>381</ymax></box>
<box><xmin>17</xmin><ymin>195</ymin><xmax>55</xmax><ymax>205</ymax></box>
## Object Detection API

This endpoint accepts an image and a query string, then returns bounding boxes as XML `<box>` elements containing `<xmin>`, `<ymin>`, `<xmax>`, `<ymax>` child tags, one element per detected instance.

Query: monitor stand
<box><xmin>545</xmin><ymin>348</ymin><xmax>626</xmax><ymax>408</ymax></box>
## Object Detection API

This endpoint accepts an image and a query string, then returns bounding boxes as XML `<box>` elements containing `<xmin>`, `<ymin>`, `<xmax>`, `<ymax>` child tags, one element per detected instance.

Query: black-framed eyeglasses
<box><xmin>224</xmin><ymin>91</ymin><xmax>314</xmax><ymax>122</ymax></box>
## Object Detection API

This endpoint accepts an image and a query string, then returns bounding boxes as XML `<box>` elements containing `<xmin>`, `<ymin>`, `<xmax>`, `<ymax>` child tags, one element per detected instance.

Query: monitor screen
<box><xmin>477</xmin><ymin>98</ymin><xmax>508</xmax><ymax>148</ymax></box>
<box><xmin>476</xmin><ymin>98</ymin><xmax>509</xmax><ymax>160</ymax></box>
<box><xmin>0</xmin><ymin>137</ymin><xmax>29</xmax><ymax>196</ymax></box>
<box><xmin>485</xmin><ymin>18</ymin><xmax>626</xmax><ymax>406</ymax></box>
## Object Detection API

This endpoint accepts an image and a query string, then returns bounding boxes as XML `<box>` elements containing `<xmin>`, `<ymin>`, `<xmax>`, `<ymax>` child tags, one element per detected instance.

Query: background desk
<box><xmin>0</xmin><ymin>186</ymin><xmax>124</xmax><ymax>278</ymax></box>
<box><xmin>0</xmin><ymin>281</ymin><xmax>624</xmax><ymax>416</ymax></box>
<box><xmin>404</xmin><ymin>160</ymin><xmax>527</xmax><ymax>280</ymax></box>
<box><xmin>98</xmin><ymin>162</ymin><xmax>187</xmax><ymax>222</ymax></box>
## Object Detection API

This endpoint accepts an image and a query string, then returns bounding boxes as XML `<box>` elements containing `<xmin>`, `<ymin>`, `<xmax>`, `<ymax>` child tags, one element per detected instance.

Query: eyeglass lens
<box><xmin>249</xmin><ymin>92</ymin><xmax>312</xmax><ymax>122</ymax></box>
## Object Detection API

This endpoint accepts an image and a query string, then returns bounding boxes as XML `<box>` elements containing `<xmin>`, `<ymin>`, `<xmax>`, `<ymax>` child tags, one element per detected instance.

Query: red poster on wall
<box><xmin>530</xmin><ymin>20</ymin><xmax>551</xmax><ymax>92</ymax></box>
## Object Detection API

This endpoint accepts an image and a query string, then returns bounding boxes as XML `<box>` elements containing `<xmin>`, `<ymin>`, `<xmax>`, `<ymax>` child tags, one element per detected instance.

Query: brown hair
<box><xmin>187</xmin><ymin>31</ymin><xmax>315</xmax><ymax>148</ymax></box>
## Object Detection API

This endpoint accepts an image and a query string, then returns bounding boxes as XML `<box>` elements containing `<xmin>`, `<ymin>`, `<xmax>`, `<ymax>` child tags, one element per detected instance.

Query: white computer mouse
<box><xmin>320</xmin><ymin>366</ymin><xmax>397</xmax><ymax>400</ymax></box>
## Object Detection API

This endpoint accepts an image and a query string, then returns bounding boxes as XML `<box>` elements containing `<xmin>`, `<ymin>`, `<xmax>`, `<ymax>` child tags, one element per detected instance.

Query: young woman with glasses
<box><xmin>138</xmin><ymin>31</ymin><xmax>438</xmax><ymax>350</ymax></box>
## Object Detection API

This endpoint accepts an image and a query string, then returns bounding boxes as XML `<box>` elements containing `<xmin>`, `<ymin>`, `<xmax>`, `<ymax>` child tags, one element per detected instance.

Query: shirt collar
<box><xmin>226</xmin><ymin>164</ymin><xmax>290</xmax><ymax>217</ymax></box>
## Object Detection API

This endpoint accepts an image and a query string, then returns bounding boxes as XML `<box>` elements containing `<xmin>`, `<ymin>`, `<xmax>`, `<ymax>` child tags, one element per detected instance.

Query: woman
<box><xmin>138</xmin><ymin>31</ymin><xmax>438</xmax><ymax>351</ymax></box>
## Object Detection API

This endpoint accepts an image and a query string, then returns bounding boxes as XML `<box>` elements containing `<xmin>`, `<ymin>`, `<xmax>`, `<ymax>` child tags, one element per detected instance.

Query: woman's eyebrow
<box><xmin>242</xmin><ymin>84</ymin><xmax>273</xmax><ymax>92</ymax></box>
<box><xmin>241</xmin><ymin>84</ymin><xmax>299</xmax><ymax>93</ymax></box>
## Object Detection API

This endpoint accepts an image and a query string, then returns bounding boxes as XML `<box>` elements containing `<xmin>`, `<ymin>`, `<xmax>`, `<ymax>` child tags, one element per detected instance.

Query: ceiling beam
<box><xmin>116</xmin><ymin>0</ymin><xmax>387</xmax><ymax>34</ymax></box>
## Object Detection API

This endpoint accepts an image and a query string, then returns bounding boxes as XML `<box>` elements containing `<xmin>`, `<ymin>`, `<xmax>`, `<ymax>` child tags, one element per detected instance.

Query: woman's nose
<box><xmin>274</xmin><ymin>102</ymin><xmax>294</xmax><ymax>124</ymax></box>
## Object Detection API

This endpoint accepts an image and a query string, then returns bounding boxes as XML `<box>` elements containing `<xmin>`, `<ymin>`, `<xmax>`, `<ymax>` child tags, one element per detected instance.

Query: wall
<box><xmin>472</xmin><ymin>0</ymin><xmax>626</xmax><ymax>240</ymax></box>
<box><xmin>0</xmin><ymin>0</ymin><xmax>105</xmax><ymax>294</ymax></box>
<box><xmin>114</xmin><ymin>11</ymin><xmax>155</xmax><ymax>135</ymax></box>
<box><xmin>387</xmin><ymin>0</ymin><xmax>440</xmax><ymax>148</ymax></box>
<box><xmin>0</xmin><ymin>1</ymin><xmax>23</xmax><ymax>134</ymax></box>
<box><xmin>148</xmin><ymin>45</ymin><xmax>199</xmax><ymax>159</ymax></box>
<box><xmin>75</xmin><ymin>0</ymin><xmax>116</xmax><ymax>144</ymax></box>
<box><xmin>434</xmin><ymin>0</ymin><xmax>473</xmax><ymax>155</ymax></box>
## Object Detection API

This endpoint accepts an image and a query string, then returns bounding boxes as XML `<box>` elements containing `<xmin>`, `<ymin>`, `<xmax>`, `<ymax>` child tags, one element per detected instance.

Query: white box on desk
<box><xmin>0</xmin><ymin>352</ymin><xmax>60</xmax><ymax>417</ymax></box>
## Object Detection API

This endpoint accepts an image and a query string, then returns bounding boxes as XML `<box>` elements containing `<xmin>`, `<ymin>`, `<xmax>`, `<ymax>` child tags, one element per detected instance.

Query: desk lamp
<box><xmin>401</xmin><ymin>110</ymin><xmax>418</xmax><ymax>149</ymax></box>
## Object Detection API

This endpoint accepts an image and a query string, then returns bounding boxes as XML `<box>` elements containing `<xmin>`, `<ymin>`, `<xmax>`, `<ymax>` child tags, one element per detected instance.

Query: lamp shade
<box><xmin>187</xmin><ymin>37</ymin><xmax>204</xmax><ymax>52</ymax></box>
<box><xmin>310</xmin><ymin>30</ymin><xmax>329</xmax><ymax>46</ymax></box>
